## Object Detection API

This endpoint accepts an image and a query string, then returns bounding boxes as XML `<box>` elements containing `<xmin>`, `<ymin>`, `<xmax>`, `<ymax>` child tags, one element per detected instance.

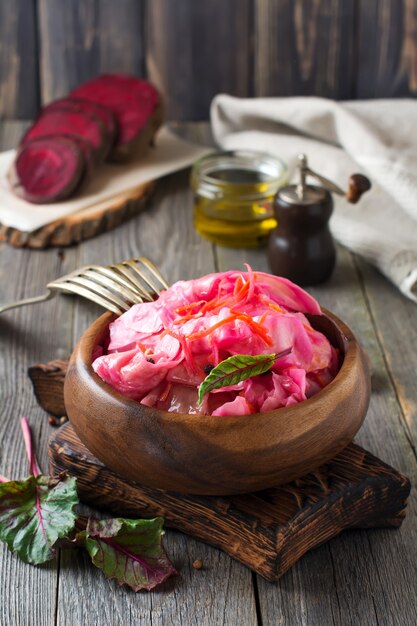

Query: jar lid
<box><xmin>191</xmin><ymin>150</ymin><xmax>287</xmax><ymax>199</ymax></box>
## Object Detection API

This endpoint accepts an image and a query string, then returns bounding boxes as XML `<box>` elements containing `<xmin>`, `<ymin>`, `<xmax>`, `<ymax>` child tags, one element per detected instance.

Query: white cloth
<box><xmin>0</xmin><ymin>127</ymin><xmax>210</xmax><ymax>232</ymax></box>
<box><xmin>211</xmin><ymin>95</ymin><xmax>417</xmax><ymax>303</ymax></box>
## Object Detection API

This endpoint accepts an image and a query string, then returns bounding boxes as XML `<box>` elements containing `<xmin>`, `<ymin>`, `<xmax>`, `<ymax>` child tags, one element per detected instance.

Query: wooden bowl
<box><xmin>64</xmin><ymin>309</ymin><xmax>370</xmax><ymax>495</ymax></box>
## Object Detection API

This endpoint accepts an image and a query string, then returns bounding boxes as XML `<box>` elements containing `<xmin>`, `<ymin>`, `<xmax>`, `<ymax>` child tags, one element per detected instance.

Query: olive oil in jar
<box><xmin>191</xmin><ymin>151</ymin><xmax>287</xmax><ymax>248</ymax></box>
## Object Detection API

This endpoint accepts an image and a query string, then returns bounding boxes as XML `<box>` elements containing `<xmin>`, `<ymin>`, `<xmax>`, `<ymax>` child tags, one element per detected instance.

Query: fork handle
<box><xmin>0</xmin><ymin>290</ymin><xmax>55</xmax><ymax>314</ymax></box>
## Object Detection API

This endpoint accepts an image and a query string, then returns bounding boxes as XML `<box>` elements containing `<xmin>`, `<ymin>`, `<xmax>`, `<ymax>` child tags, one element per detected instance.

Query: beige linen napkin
<box><xmin>211</xmin><ymin>95</ymin><xmax>417</xmax><ymax>303</ymax></box>
<box><xmin>0</xmin><ymin>127</ymin><xmax>210</xmax><ymax>232</ymax></box>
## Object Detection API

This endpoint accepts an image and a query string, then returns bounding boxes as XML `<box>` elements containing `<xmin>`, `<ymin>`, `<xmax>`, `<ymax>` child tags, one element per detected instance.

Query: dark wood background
<box><xmin>1</xmin><ymin>0</ymin><xmax>417</xmax><ymax>122</ymax></box>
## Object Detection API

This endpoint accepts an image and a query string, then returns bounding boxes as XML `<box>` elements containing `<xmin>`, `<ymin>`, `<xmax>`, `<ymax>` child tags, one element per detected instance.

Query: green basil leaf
<box><xmin>82</xmin><ymin>517</ymin><xmax>177</xmax><ymax>592</ymax></box>
<box><xmin>0</xmin><ymin>474</ymin><xmax>78</xmax><ymax>564</ymax></box>
<box><xmin>198</xmin><ymin>348</ymin><xmax>292</xmax><ymax>404</ymax></box>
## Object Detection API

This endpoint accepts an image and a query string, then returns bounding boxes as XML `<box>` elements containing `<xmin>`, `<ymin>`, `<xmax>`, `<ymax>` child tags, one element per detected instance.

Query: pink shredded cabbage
<box><xmin>92</xmin><ymin>268</ymin><xmax>339</xmax><ymax>416</ymax></box>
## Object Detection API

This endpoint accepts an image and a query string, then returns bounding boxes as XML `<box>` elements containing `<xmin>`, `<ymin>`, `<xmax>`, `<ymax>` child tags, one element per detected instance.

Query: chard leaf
<box><xmin>198</xmin><ymin>347</ymin><xmax>292</xmax><ymax>404</ymax></box>
<box><xmin>80</xmin><ymin>517</ymin><xmax>177</xmax><ymax>591</ymax></box>
<box><xmin>0</xmin><ymin>474</ymin><xmax>78</xmax><ymax>564</ymax></box>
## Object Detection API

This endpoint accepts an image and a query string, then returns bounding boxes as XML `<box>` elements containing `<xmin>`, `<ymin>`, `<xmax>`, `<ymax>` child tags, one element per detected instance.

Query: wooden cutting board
<box><xmin>0</xmin><ymin>180</ymin><xmax>155</xmax><ymax>249</ymax></box>
<box><xmin>49</xmin><ymin>422</ymin><xmax>410</xmax><ymax>582</ymax></box>
<box><xmin>31</xmin><ymin>357</ymin><xmax>411</xmax><ymax>582</ymax></box>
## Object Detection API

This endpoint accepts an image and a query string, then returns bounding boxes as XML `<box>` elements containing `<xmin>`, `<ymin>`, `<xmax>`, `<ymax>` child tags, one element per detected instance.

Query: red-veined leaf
<box><xmin>80</xmin><ymin>517</ymin><xmax>177</xmax><ymax>591</ymax></box>
<box><xmin>0</xmin><ymin>474</ymin><xmax>78</xmax><ymax>564</ymax></box>
<box><xmin>198</xmin><ymin>347</ymin><xmax>292</xmax><ymax>404</ymax></box>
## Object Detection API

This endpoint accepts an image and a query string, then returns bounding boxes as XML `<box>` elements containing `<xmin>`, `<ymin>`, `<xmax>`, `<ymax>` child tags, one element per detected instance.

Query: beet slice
<box><xmin>22</xmin><ymin>107</ymin><xmax>107</xmax><ymax>164</ymax></box>
<box><xmin>43</xmin><ymin>97</ymin><xmax>116</xmax><ymax>157</ymax></box>
<box><xmin>70</xmin><ymin>74</ymin><xmax>162</xmax><ymax>158</ymax></box>
<box><xmin>61</xmin><ymin>134</ymin><xmax>95</xmax><ymax>192</ymax></box>
<box><xmin>11</xmin><ymin>136</ymin><xmax>84</xmax><ymax>204</ymax></box>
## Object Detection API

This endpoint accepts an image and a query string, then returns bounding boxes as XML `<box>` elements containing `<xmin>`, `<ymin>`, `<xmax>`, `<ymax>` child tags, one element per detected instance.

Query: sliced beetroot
<box><xmin>12</xmin><ymin>136</ymin><xmax>84</xmax><ymax>204</ymax></box>
<box><xmin>43</xmin><ymin>97</ymin><xmax>116</xmax><ymax>156</ymax></box>
<box><xmin>61</xmin><ymin>134</ymin><xmax>95</xmax><ymax>193</ymax></box>
<box><xmin>62</xmin><ymin>134</ymin><xmax>95</xmax><ymax>178</ymax></box>
<box><xmin>22</xmin><ymin>107</ymin><xmax>107</xmax><ymax>164</ymax></box>
<box><xmin>70</xmin><ymin>74</ymin><xmax>161</xmax><ymax>148</ymax></box>
<box><xmin>69</xmin><ymin>97</ymin><xmax>116</xmax><ymax>141</ymax></box>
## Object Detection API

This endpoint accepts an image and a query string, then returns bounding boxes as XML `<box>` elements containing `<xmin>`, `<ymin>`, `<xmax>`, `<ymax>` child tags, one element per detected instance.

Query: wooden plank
<box><xmin>0</xmin><ymin>1</ymin><xmax>39</xmax><ymax>119</ymax></box>
<box><xmin>254</xmin><ymin>0</ymin><xmax>356</xmax><ymax>98</ymax></box>
<box><xmin>0</xmin><ymin>123</ymin><xmax>78</xmax><ymax>625</ymax></box>
<box><xmin>55</xmin><ymin>168</ymin><xmax>257</xmax><ymax>624</ymax></box>
<box><xmin>146</xmin><ymin>0</ymin><xmax>253</xmax><ymax>120</ymax></box>
<box><xmin>38</xmin><ymin>0</ymin><xmax>146</xmax><ymax>104</ymax></box>
<box><xmin>215</xmin><ymin>245</ymin><xmax>417</xmax><ymax>626</ymax></box>
<box><xmin>357</xmin><ymin>0</ymin><xmax>417</xmax><ymax>98</ymax></box>
<box><xmin>355</xmin><ymin>258</ymin><xmax>417</xmax><ymax>451</ymax></box>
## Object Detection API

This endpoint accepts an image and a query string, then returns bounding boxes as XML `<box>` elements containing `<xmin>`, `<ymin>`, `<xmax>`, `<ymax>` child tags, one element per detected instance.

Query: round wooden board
<box><xmin>0</xmin><ymin>180</ymin><xmax>156</xmax><ymax>249</ymax></box>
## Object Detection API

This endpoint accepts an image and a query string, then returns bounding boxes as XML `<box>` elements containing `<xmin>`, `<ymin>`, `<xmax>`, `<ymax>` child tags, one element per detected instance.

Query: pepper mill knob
<box><xmin>347</xmin><ymin>174</ymin><xmax>372</xmax><ymax>203</ymax></box>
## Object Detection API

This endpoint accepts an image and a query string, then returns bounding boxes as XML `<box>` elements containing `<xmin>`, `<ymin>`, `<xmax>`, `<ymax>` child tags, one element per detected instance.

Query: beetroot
<box><xmin>62</xmin><ymin>134</ymin><xmax>95</xmax><ymax>177</ymax></box>
<box><xmin>43</xmin><ymin>97</ymin><xmax>116</xmax><ymax>157</ymax></box>
<box><xmin>70</xmin><ymin>74</ymin><xmax>162</xmax><ymax>159</ymax></box>
<box><xmin>69</xmin><ymin>97</ymin><xmax>116</xmax><ymax>141</ymax></box>
<box><xmin>12</xmin><ymin>136</ymin><xmax>84</xmax><ymax>204</ymax></box>
<box><xmin>11</xmin><ymin>74</ymin><xmax>164</xmax><ymax>204</ymax></box>
<box><xmin>22</xmin><ymin>108</ymin><xmax>107</xmax><ymax>164</ymax></box>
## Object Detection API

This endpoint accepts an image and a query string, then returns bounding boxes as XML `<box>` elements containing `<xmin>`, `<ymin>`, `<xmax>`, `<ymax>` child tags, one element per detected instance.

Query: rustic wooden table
<box><xmin>0</xmin><ymin>121</ymin><xmax>416</xmax><ymax>626</ymax></box>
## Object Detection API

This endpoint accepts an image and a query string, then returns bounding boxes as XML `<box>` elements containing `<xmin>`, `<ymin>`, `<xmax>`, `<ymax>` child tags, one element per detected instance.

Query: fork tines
<box><xmin>48</xmin><ymin>257</ymin><xmax>169</xmax><ymax>316</ymax></box>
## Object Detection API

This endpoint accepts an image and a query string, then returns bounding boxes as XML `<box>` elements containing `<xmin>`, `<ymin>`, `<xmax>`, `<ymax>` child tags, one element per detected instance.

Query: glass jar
<box><xmin>191</xmin><ymin>150</ymin><xmax>287</xmax><ymax>248</ymax></box>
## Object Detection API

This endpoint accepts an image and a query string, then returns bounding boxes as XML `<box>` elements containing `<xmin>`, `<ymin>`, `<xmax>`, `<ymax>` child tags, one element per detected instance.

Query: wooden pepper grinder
<box><xmin>267</xmin><ymin>154</ymin><xmax>371</xmax><ymax>286</ymax></box>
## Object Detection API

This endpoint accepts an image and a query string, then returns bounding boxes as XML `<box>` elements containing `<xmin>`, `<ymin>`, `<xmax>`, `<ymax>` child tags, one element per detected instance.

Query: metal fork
<box><xmin>0</xmin><ymin>257</ymin><xmax>169</xmax><ymax>316</ymax></box>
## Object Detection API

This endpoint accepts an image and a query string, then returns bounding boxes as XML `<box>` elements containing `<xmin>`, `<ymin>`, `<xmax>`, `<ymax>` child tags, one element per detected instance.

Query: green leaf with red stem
<box><xmin>79</xmin><ymin>517</ymin><xmax>177</xmax><ymax>591</ymax></box>
<box><xmin>0</xmin><ymin>418</ymin><xmax>176</xmax><ymax>591</ymax></box>
<box><xmin>197</xmin><ymin>347</ymin><xmax>292</xmax><ymax>404</ymax></box>
<box><xmin>0</xmin><ymin>474</ymin><xmax>78</xmax><ymax>564</ymax></box>
<box><xmin>0</xmin><ymin>417</ymin><xmax>79</xmax><ymax>564</ymax></box>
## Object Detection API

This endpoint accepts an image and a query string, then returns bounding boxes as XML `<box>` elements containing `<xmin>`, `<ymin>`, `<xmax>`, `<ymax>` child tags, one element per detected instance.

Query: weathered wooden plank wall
<box><xmin>357</xmin><ymin>0</ymin><xmax>417</xmax><ymax>97</ymax></box>
<box><xmin>1</xmin><ymin>0</ymin><xmax>417</xmax><ymax>121</ymax></box>
<box><xmin>38</xmin><ymin>0</ymin><xmax>146</xmax><ymax>102</ymax></box>
<box><xmin>0</xmin><ymin>0</ymin><xmax>39</xmax><ymax>119</ymax></box>
<box><xmin>255</xmin><ymin>0</ymin><xmax>356</xmax><ymax>99</ymax></box>
<box><xmin>146</xmin><ymin>0</ymin><xmax>254</xmax><ymax>120</ymax></box>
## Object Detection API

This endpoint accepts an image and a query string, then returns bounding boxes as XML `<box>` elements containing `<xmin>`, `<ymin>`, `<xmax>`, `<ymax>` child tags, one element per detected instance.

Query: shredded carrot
<box><xmin>235</xmin><ymin>277</ymin><xmax>250</xmax><ymax>300</ymax></box>
<box><xmin>235</xmin><ymin>312</ymin><xmax>273</xmax><ymax>346</ymax></box>
<box><xmin>175</xmin><ymin>300</ymin><xmax>205</xmax><ymax>315</ymax></box>
<box><xmin>233</xmin><ymin>275</ymin><xmax>244</xmax><ymax>295</ymax></box>
<box><xmin>258</xmin><ymin>312</ymin><xmax>268</xmax><ymax>326</ymax></box>
<box><xmin>204</xmin><ymin>283</ymin><xmax>251</xmax><ymax>315</ymax></box>
<box><xmin>268</xmin><ymin>302</ymin><xmax>285</xmax><ymax>313</ymax></box>
<box><xmin>161</xmin><ymin>328</ymin><xmax>182</xmax><ymax>342</ymax></box>
<box><xmin>186</xmin><ymin>310</ymin><xmax>273</xmax><ymax>346</ymax></box>
<box><xmin>186</xmin><ymin>314</ymin><xmax>238</xmax><ymax>341</ymax></box>
<box><xmin>198</xmin><ymin>297</ymin><xmax>225</xmax><ymax>314</ymax></box>
<box><xmin>173</xmin><ymin>311</ymin><xmax>204</xmax><ymax>325</ymax></box>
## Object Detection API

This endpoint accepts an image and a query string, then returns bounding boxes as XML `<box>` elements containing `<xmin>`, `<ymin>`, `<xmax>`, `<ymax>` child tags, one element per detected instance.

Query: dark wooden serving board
<box><xmin>49</xmin><ymin>423</ymin><xmax>410</xmax><ymax>582</ymax></box>
<box><xmin>31</xmin><ymin>357</ymin><xmax>411</xmax><ymax>582</ymax></box>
